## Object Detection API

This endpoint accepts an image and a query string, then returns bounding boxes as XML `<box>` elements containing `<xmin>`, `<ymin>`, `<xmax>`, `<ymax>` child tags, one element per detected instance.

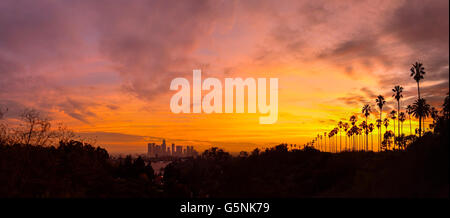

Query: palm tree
<box><xmin>356</xmin><ymin>125</ymin><xmax>363</xmax><ymax>150</ymax></box>
<box><xmin>346</xmin><ymin>129</ymin><xmax>353</xmax><ymax>151</ymax></box>
<box><xmin>410</xmin><ymin>62</ymin><xmax>426</xmax><ymax>99</ymax></box>
<box><xmin>317</xmin><ymin>134</ymin><xmax>321</xmax><ymax>150</ymax></box>
<box><xmin>328</xmin><ymin>130</ymin><xmax>335</xmax><ymax>152</ymax></box>
<box><xmin>443</xmin><ymin>93</ymin><xmax>449</xmax><ymax>120</ymax></box>
<box><xmin>383</xmin><ymin>118</ymin><xmax>390</xmax><ymax>150</ymax></box>
<box><xmin>360</xmin><ymin>121</ymin><xmax>368</xmax><ymax>151</ymax></box>
<box><xmin>429</xmin><ymin>107</ymin><xmax>439</xmax><ymax>130</ymax></box>
<box><xmin>376</xmin><ymin>95</ymin><xmax>386</xmax><ymax>149</ymax></box>
<box><xmin>390</xmin><ymin>110</ymin><xmax>397</xmax><ymax>149</ymax></box>
<box><xmin>406</xmin><ymin>105</ymin><xmax>413</xmax><ymax>135</ymax></box>
<box><xmin>333</xmin><ymin>127</ymin><xmax>339</xmax><ymax>152</ymax></box>
<box><xmin>324</xmin><ymin>132</ymin><xmax>327</xmax><ymax>152</ymax></box>
<box><xmin>320</xmin><ymin>135</ymin><xmax>323</xmax><ymax>150</ymax></box>
<box><xmin>338</xmin><ymin>121</ymin><xmax>343</xmax><ymax>152</ymax></box>
<box><xmin>390</xmin><ymin>110</ymin><xmax>397</xmax><ymax>135</ymax></box>
<box><xmin>368</xmin><ymin>123</ymin><xmax>374</xmax><ymax>151</ymax></box>
<box><xmin>398</xmin><ymin>112</ymin><xmax>406</xmax><ymax>136</ymax></box>
<box><xmin>343</xmin><ymin>122</ymin><xmax>349</xmax><ymax>150</ymax></box>
<box><xmin>362</xmin><ymin>104</ymin><xmax>371</xmax><ymax>150</ymax></box>
<box><xmin>376</xmin><ymin>119</ymin><xmax>382</xmax><ymax>151</ymax></box>
<box><xmin>411</xmin><ymin>98</ymin><xmax>431</xmax><ymax>137</ymax></box>
<box><xmin>392</xmin><ymin>85</ymin><xmax>403</xmax><ymax>138</ymax></box>
<box><xmin>349</xmin><ymin>115</ymin><xmax>357</xmax><ymax>151</ymax></box>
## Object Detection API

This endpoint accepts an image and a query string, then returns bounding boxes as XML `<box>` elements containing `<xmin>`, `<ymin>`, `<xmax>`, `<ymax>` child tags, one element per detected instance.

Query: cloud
<box><xmin>0</xmin><ymin>0</ymin><xmax>448</xmax><ymax>151</ymax></box>
<box><xmin>0</xmin><ymin>0</ymin><xmax>237</xmax><ymax>101</ymax></box>
<box><xmin>385</xmin><ymin>0</ymin><xmax>449</xmax><ymax>48</ymax></box>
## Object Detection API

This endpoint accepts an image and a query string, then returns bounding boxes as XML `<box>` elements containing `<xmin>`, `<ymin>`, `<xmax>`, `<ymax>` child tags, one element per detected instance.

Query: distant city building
<box><xmin>147</xmin><ymin>139</ymin><xmax>198</xmax><ymax>158</ymax></box>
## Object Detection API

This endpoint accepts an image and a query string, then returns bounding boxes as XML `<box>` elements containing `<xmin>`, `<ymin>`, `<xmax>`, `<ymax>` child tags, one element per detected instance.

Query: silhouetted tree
<box><xmin>376</xmin><ymin>95</ymin><xmax>386</xmax><ymax>149</ymax></box>
<box><xmin>429</xmin><ymin>107</ymin><xmax>439</xmax><ymax>129</ymax></box>
<box><xmin>362</xmin><ymin>104</ymin><xmax>371</xmax><ymax>150</ymax></box>
<box><xmin>392</xmin><ymin>85</ymin><xmax>403</xmax><ymax>138</ymax></box>
<box><xmin>381</xmin><ymin>130</ymin><xmax>395</xmax><ymax>151</ymax></box>
<box><xmin>412</xmin><ymin>98</ymin><xmax>431</xmax><ymax>137</ymax></box>
<box><xmin>410</xmin><ymin>62</ymin><xmax>426</xmax><ymax>99</ymax></box>
<box><xmin>399</xmin><ymin>112</ymin><xmax>406</xmax><ymax>136</ymax></box>
<box><xmin>338</xmin><ymin>121</ymin><xmax>343</xmax><ymax>152</ymax></box>
<box><xmin>349</xmin><ymin>115</ymin><xmax>357</xmax><ymax>151</ymax></box>
<box><xmin>406</xmin><ymin>105</ymin><xmax>413</xmax><ymax>135</ymax></box>
<box><xmin>343</xmin><ymin>122</ymin><xmax>349</xmax><ymax>150</ymax></box>
<box><xmin>368</xmin><ymin>123</ymin><xmax>374</xmax><ymax>151</ymax></box>
<box><xmin>390</xmin><ymin>110</ymin><xmax>397</xmax><ymax>149</ymax></box>
<box><xmin>376</xmin><ymin>119</ymin><xmax>382</xmax><ymax>151</ymax></box>
<box><xmin>443</xmin><ymin>93</ymin><xmax>450</xmax><ymax>120</ymax></box>
<box><xmin>383</xmin><ymin>118</ymin><xmax>390</xmax><ymax>150</ymax></box>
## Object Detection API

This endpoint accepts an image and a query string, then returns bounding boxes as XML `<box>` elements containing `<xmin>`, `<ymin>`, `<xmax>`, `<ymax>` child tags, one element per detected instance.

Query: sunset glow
<box><xmin>1</xmin><ymin>0</ymin><xmax>448</xmax><ymax>154</ymax></box>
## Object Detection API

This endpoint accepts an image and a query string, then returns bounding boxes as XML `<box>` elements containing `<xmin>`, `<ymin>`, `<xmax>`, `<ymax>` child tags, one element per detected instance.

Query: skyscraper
<box><xmin>161</xmin><ymin>139</ymin><xmax>166</xmax><ymax>155</ymax></box>
<box><xmin>147</xmin><ymin>143</ymin><xmax>156</xmax><ymax>157</ymax></box>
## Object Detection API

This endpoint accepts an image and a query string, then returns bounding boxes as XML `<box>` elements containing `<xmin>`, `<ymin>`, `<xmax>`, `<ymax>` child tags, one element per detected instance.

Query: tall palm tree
<box><xmin>392</xmin><ymin>85</ymin><xmax>403</xmax><ymax>137</ymax></box>
<box><xmin>390</xmin><ymin>110</ymin><xmax>397</xmax><ymax>135</ymax></box>
<box><xmin>317</xmin><ymin>134</ymin><xmax>321</xmax><ymax>150</ymax></box>
<box><xmin>376</xmin><ymin>95</ymin><xmax>386</xmax><ymax>149</ymax></box>
<box><xmin>343</xmin><ymin>122</ymin><xmax>349</xmax><ymax>150</ymax></box>
<box><xmin>368</xmin><ymin>123</ymin><xmax>374</xmax><ymax>151</ymax></box>
<box><xmin>346</xmin><ymin>129</ymin><xmax>353</xmax><ymax>151</ymax></box>
<box><xmin>398</xmin><ymin>112</ymin><xmax>406</xmax><ymax>136</ymax></box>
<box><xmin>390</xmin><ymin>110</ymin><xmax>397</xmax><ymax>149</ymax></box>
<box><xmin>410</xmin><ymin>62</ymin><xmax>426</xmax><ymax>99</ymax></box>
<box><xmin>383</xmin><ymin>118</ymin><xmax>389</xmax><ymax>134</ymax></box>
<box><xmin>328</xmin><ymin>130</ymin><xmax>335</xmax><ymax>152</ymax></box>
<box><xmin>349</xmin><ymin>115</ymin><xmax>357</xmax><ymax>151</ymax></box>
<box><xmin>324</xmin><ymin>132</ymin><xmax>327</xmax><ymax>152</ymax></box>
<box><xmin>319</xmin><ymin>135</ymin><xmax>323</xmax><ymax>151</ymax></box>
<box><xmin>376</xmin><ymin>119</ymin><xmax>382</xmax><ymax>151</ymax></box>
<box><xmin>360</xmin><ymin>121</ymin><xmax>368</xmax><ymax>151</ymax></box>
<box><xmin>338</xmin><ymin>121</ymin><xmax>343</xmax><ymax>152</ymax></box>
<box><xmin>429</xmin><ymin>107</ymin><xmax>439</xmax><ymax>131</ymax></box>
<box><xmin>411</xmin><ymin>98</ymin><xmax>431</xmax><ymax>137</ymax></box>
<box><xmin>357</xmin><ymin>125</ymin><xmax>363</xmax><ymax>150</ymax></box>
<box><xmin>362</xmin><ymin>104</ymin><xmax>371</xmax><ymax>150</ymax></box>
<box><xmin>406</xmin><ymin>105</ymin><xmax>413</xmax><ymax>135</ymax></box>
<box><xmin>383</xmin><ymin>118</ymin><xmax>390</xmax><ymax>150</ymax></box>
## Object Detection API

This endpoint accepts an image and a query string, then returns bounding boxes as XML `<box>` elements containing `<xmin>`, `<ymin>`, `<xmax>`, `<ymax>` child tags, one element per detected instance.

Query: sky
<box><xmin>0</xmin><ymin>0</ymin><xmax>448</xmax><ymax>154</ymax></box>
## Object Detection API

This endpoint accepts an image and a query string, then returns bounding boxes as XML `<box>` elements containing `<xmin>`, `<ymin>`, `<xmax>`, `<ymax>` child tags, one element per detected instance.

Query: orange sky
<box><xmin>0</xmin><ymin>0</ymin><xmax>448</xmax><ymax>154</ymax></box>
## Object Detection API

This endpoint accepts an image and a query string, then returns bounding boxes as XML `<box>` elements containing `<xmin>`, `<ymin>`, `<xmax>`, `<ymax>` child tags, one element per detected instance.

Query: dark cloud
<box><xmin>385</xmin><ymin>0</ymin><xmax>449</xmax><ymax>48</ymax></box>
<box><xmin>56</xmin><ymin>97</ymin><xmax>98</xmax><ymax>123</ymax></box>
<box><xmin>93</xmin><ymin>0</ymin><xmax>237</xmax><ymax>100</ymax></box>
<box><xmin>360</xmin><ymin>87</ymin><xmax>377</xmax><ymax>99</ymax></box>
<box><xmin>378</xmin><ymin>0</ymin><xmax>449</xmax><ymax>88</ymax></box>
<box><xmin>336</xmin><ymin>94</ymin><xmax>367</xmax><ymax>106</ymax></box>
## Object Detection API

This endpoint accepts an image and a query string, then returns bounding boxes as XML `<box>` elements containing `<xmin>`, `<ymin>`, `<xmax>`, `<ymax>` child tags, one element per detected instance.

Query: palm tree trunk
<box><xmin>378</xmin><ymin>127</ymin><xmax>381</xmax><ymax>152</ymax></box>
<box><xmin>371</xmin><ymin>132</ymin><xmax>373</xmax><ymax>151</ymax></box>
<box><xmin>409</xmin><ymin>116</ymin><xmax>412</xmax><ymax>135</ymax></box>
<box><xmin>401</xmin><ymin>122</ymin><xmax>403</xmax><ymax>135</ymax></box>
<box><xmin>366</xmin><ymin>117</ymin><xmax>368</xmax><ymax>151</ymax></box>
<box><xmin>393</xmin><ymin>119</ymin><xmax>396</xmax><ymax>150</ymax></box>
<box><xmin>335</xmin><ymin>135</ymin><xmax>337</xmax><ymax>152</ymax></box>
<box><xmin>417</xmin><ymin>81</ymin><xmax>421</xmax><ymax>99</ymax></box>
<box><xmin>397</xmin><ymin>101</ymin><xmax>400</xmax><ymax>137</ymax></box>
<box><xmin>419</xmin><ymin>116</ymin><xmax>422</xmax><ymax>137</ymax></box>
<box><xmin>380</xmin><ymin>110</ymin><xmax>382</xmax><ymax>151</ymax></box>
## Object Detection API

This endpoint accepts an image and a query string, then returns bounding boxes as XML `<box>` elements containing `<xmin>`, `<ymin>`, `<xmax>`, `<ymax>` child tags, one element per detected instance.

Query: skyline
<box><xmin>0</xmin><ymin>0</ymin><xmax>448</xmax><ymax>154</ymax></box>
